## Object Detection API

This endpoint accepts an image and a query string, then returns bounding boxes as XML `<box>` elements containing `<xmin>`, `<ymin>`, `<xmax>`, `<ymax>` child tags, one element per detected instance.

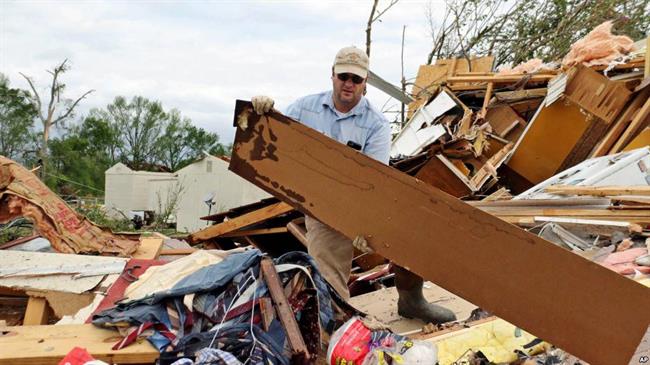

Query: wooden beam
<box><xmin>286</xmin><ymin>220</ymin><xmax>308</xmax><ymax>247</ymax></box>
<box><xmin>0</xmin><ymin>324</ymin><xmax>158</xmax><ymax>364</ymax></box>
<box><xmin>544</xmin><ymin>185</ymin><xmax>650</xmax><ymax>197</ymax></box>
<box><xmin>499</xmin><ymin>215</ymin><xmax>650</xmax><ymax>225</ymax></box>
<box><xmin>479</xmin><ymin>82</ymin><xmax>493</xmax><ymax>118</ymax></box>
<box><xmin>447</xmin><ymin>74</ymin><xmax>554</xmax><ymax>83</ymax></box>
<box><xmin>0</xmin><ymin>234</ymin><xmax>40</xmax><ymax>250</ymax></box>
<box><xmin>220</xmin><ymin>226</ymin><xmax>288</xmax><ymax>238</ymax></box>
<box><xmin>260</xmin><ymin>257</ymin><xmax>308</xmax><ymax>359</ymax></box>
<box><xmin>228</xmin><ymin>101</ymin><xmax>650</xmax><ymax>365</ymax></box>
<box><xmin>531</xmin><ymin>216</ymin><xmax>642</xmax><ymax>237</ymax></box>
<box><xmin>643</xmin><ymin>37</ymin><xmax>650</xmax><ymax>77</ymax></box>
<box><xmin>22</xmin><ymin>297</ymin><xmax>49</xmax><ymax>326</ymax></box>
<box><xmin>188</xmin><ymin>202</ymin><xmax>294</xmax><ymax>243</ymax></box>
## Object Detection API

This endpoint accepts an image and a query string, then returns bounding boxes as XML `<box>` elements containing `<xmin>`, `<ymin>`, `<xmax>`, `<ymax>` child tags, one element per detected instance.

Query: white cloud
<box><xmin>0</xmin><ymin>0</ymin><xmax>444</xmax><ymax>143</ymax></box>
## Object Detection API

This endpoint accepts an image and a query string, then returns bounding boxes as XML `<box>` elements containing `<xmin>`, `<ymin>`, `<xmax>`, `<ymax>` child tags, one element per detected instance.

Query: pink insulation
<box><xmin>562</xmin><ymin>21</ymin><xmax>636</xmax><ymax>67</ymax></box>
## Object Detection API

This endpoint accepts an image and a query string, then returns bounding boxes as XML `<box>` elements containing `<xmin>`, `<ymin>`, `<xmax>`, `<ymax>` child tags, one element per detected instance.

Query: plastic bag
<box><xmin>327</xmin><ymin>317</ymin><xmax>438</xmax><ymax>365</ymax></box>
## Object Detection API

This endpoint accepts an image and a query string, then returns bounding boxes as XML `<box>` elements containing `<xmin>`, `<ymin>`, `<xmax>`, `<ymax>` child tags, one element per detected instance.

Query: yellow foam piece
<box><xmin>433</xmin><ymin>319</ymin><xmax>549</xmax><ymax>364</ymax></box>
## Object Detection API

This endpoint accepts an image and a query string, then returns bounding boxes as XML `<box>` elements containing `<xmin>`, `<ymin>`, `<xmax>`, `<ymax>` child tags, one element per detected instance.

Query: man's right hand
<box><xmin>251</xmin><ymin>95</ymin><xmax>274</xmax><ymax>115</ymax></box>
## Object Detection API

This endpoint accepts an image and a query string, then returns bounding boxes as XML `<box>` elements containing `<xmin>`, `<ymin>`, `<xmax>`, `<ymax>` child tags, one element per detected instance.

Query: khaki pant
<box><xmin>305</xmin><ymin>215</ymin><xmax>354</xmax><ymax>301</ymax></box>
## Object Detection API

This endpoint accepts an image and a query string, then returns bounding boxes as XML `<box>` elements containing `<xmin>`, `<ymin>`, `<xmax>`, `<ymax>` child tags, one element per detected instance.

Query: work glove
<box><xmin>251</xmin><ymin>95</ymin><xmax>274</xmax><ymax>115</ymax></box>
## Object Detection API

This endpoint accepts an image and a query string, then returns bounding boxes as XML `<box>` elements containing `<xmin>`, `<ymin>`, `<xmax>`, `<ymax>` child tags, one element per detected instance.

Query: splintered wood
<box><xmin>188</xmin><ymin>201</ymin><xmax>293</xmax><ymax>243</ymax></box>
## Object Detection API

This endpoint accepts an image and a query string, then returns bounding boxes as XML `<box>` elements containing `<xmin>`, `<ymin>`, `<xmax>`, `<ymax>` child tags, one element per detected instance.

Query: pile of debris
<box><xmin>0</xmin><ymin>22</ymin><xmax>649</xmax><ymax>365</ymax></box>
<box><xmin>392</xmin><ymin>22</ymin><xmax>649</xmax><ymax>199</ymax></box>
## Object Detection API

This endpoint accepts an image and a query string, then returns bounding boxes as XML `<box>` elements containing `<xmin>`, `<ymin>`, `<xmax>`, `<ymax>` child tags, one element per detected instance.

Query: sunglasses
<box><xmin>336</xmin><ymin>73</ymin><xmax>365</xmax><ymax>84</ymax></box>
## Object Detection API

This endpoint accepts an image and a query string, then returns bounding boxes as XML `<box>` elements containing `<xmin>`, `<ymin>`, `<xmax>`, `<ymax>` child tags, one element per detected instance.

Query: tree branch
<box><xmin>47</xmin><ymin>59</ymin><xmax>68</xmax><ymax>120</ymax></box>
<box><xmin>372</xmin><ymin>0</ymin><xmax>399</xmax><ymax>23</ymax></box>
<box><xmin>366</xmin><ymin>0</ymin><xmax>379</xmax><ymax>57</ymax></box>
<box><xmin>18</xmin><ymin>72</ymin><xmax>43</xmax><ymax>122</ymax></box>
<box><xmin>52</xmin><ymin>89</ymin><xmax>94</xmax><ymax>126</ymax></box>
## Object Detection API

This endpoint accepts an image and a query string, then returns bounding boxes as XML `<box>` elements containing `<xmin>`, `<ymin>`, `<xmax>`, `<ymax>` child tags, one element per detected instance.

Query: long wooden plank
<box><xmin>228</xmin><ymin>101</ymin><xmax>650</xmax><ymax>365</ymax></box>
<box><xmin>0</xmin><ymin>324</ymin><xmax>158</xmax><ymax>364</ymax></box>
<box><xmin>499</xmin><ymin>215</ymin><xmax>650</xmax><ymax>225</ymax></box>
<box><xmin>476</xmin><ymin>208</ymin><xmax>650</xmax><ymax>216</ymax></box>
<box><xmin>220</xmin><ymin>226</ymin><xmax>288</xmax><ymax>238</ymax></box>
<box><xmin>645</xmin><ymin>36</ymin><xmax>650</xmax><ymax>78</ymax></box>
<box><xmin>260</xmin><ymin>257</ymin><xmax>308</xmax><ymax>358</ymax></box>
<box><xmin>447</xmin><ymin>74</ymin><xmax>554</xmax><ymax>83</ymax></box>
<box><xmin>544</xmin><ymin>185</ymin><xmax>650</xmax><ymax>197</ymax></box>
<box><xmin>188</xmin><ymin>202</ymin><xmax>293</xmax><ymax>243</ymax></box>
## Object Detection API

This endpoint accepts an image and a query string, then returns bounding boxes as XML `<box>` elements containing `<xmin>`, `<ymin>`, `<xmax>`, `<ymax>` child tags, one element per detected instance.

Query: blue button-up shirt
<box><xmin>284</xmin><ymin>91</ymin><xmax>391</xmax><ymax>164</ymax></box>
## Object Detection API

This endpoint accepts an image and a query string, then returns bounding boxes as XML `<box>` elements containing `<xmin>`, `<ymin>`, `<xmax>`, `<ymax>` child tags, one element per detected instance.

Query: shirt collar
<box><xmin>322</xmin><ymin>90</ymin><xmax>368</xmax><ymax>118</ymax></box>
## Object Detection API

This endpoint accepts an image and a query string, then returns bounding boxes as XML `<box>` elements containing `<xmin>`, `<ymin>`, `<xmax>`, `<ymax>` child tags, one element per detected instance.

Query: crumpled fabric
<box><xmin>93</xmin><ymin>249</ymin><xmax>357</xmax><ymax>363</ymax></box>
<box><xmin>125</xmin><ymin>250</ymin><xmax>226</xmax><ymax>301</ymax></box>
<box><xmin>562</xmin><ymin>21</ymin><xmax>636</xmax><ymax>67</ymax></box>
<box><xmin>170</xmin><ymin>348</ymin><xmax>243</xmax><ymax>365</ymax></box>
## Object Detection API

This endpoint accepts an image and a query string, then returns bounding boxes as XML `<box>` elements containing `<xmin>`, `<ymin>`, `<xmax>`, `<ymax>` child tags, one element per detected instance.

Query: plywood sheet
<box><xmin>414</xmin><ymin>155</ymin><xmax>472</xmax><ymax>198</ymax></box>
<box><xmin>563</xmin><ymin>65</ymin><xmax>631</xmax><ymax>124</ymax></box>
<box><xmin>485</xmin><ymin>105</ymin><xmax>526</xmax><ymax>140</ymax></box>
<box><xmin>229</xmin><ymin>101</ymin><xmax>650</xmax><ymax>365</ymax></box>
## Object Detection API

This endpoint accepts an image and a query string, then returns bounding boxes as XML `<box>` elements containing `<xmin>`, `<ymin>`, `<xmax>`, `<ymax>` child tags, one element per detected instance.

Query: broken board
<box><xmin>228</xmin><ymin>101</ymin><xmax>650</xmax><ymax>365</ymax></box>
<box><xmin>0</xmin><ymin>323</ymin><xmax>158</xmax><ymax>364</ymax></box>
<box><xmin>188</xmin><ymin>201</ymin><xmax>293</xmax><ymax>243</ymax></box>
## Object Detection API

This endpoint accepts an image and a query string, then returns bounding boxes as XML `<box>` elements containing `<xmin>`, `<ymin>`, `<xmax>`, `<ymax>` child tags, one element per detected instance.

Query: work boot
<box><xmin>393</xmin><ymin>265</ymin><xmax>457</xmax><ymax>324</ymax></box>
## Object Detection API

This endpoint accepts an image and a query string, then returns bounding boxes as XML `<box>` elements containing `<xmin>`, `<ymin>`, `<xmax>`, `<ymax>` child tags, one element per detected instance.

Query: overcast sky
<box><xmin>1</xmin><ymin>0</ymin><xmax>441</xmax><ymax>144</ymax></box>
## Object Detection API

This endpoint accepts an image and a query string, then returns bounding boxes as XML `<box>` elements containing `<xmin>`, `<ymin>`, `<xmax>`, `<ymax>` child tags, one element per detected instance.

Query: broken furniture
<box><xmin>506</xmin><ymin>66</ymin><xmax>632</xmax><ymax>186</ymax></box>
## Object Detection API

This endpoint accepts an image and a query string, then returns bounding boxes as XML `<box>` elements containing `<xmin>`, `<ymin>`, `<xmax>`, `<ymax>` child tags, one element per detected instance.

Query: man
<box><xmin>251</xmin><ymin>46</ymin><xmax>456</xmax><ymax>325</ymax></box>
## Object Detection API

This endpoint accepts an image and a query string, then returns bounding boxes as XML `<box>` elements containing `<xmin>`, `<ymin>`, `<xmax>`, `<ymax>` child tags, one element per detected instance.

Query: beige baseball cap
<box><xmin>333</xmin><ymin>46</ymin><xmax>369</xmax><ymax>79</ymax></box>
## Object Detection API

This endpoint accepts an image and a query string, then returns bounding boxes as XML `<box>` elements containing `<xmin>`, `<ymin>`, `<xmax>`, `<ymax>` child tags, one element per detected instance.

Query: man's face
<box><xmin>331</xmin><ymin>71</ymin><xmax>366</xmax><ymax>112</ymax></box>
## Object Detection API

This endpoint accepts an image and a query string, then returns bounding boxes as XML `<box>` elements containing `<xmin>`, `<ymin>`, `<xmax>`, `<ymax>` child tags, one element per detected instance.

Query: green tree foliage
<box><xmin>155</xmin><ymin>109</ymin><xmax>222</xmax><ymax>171</ymax></box>
<box><xmin>0</xmin><ymin>88</ymin><xmax>232</xmax><ymax>196</ymax></box>
<box><xmin>48</xmin><ymin>133</ymin><xmax>106</xmax><ymax>196</ymax></box>
<box><xmin>209</xmin><ymin>142</ymin><xmax>233</xmax><ymax>157</ymax></box>
<box><xmin>97</xmin><ymin>96</ymin><xmax>167</xmax><ymax>171</ymax></box>
<box><xmin>427</xmin><ymin>0</ymin><xmax>650</xmax><ymax>67</ymax></box>
<box><xmin>0</xmin><ymin>74</ymin><xmax>37</xmax><ymax>161</ymax></box>
<box><xmin>47</xmin><ymin>116</ymin><xmax>121</xmax><ymax>196</ymax></box>
<box><xmin>88</xmin><ymin>95</ymin><xmax>227</xmax><ymax>172</ymax></box>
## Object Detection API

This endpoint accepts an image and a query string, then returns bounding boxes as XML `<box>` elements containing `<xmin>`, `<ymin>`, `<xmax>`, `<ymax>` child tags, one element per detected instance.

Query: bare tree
<box><xmin>20</xmin><ymin>59</ymin><xmax>94</xmax><ymax>176</ymax></box>
<box><xmin>366</xmin><ymin>0</ymin><xmax>400</xmax><ymax>57</ymax></box>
